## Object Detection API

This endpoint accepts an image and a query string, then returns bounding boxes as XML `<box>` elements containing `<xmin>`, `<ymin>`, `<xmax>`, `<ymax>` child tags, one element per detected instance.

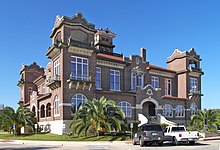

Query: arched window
<box><xmin>40</xmin><ymin>105</ymin><xmax>45</xmax><ymax>118</ymax></box>
<box><xmin>71</xmin><ymin>94</ymin><xmax>87</xmax><ymax>114</ymax></box>
<box><xmin>54</xmin><ymin>96</ymin><xmax>59</xmax><ymax>115</ymax></box>
<box><xmin>175</xmin><ymin>105</ymin><xmax>185</xmax><ymax>117</ymax></box>
<box><xmin>190</xmin><ymin>103</ymin><xmax>197</xmax><ymax>115</ymax></box>
<box><xmin>46</xmin><ymin>103</ymin><xmax>51</xmax><ymax>117</ymax></box>
<box><xmin>163</xmin><ymin>104</ymin><xmax>173</xmax><ymax>117</ymax></box>
<box><xmin>118</xmin><ymin>101</ymin><xmax>132</xmax><ymax>117</ymax></box>
<box><xmin>32</xmin><ymin>106</ymin><xmax>36</xmax><ymax>116</ymax></box>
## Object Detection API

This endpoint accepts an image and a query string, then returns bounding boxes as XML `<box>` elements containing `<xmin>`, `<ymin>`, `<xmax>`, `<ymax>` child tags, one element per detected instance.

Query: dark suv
<box><xmin>132</xmin><ymin>123</ymin><xmax>164</xmax><ymax>147</ymax></box>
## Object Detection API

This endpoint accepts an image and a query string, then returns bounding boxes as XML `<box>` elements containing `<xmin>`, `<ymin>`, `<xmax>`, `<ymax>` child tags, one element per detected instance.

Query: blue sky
<box><xmin>0</xmin><ymin>0</ymin><xmax>219</xmax><ymax>109</ymax></box>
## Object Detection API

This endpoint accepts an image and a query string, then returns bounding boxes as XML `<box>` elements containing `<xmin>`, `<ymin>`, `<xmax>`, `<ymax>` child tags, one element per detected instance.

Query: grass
<box><xmin>0</xmin><ymin>132</ymin><xmax>131</xmax><ymax>142</ymax></box>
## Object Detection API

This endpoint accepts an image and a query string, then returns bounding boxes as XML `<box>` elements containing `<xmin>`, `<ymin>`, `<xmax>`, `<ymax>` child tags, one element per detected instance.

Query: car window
<box><xmin>164</xmin><ymin>128</ymin><xmax>168</xmax><ymax>133</ymax></box>
<box><xmin>142</xmin><ymin>125</ymin><xmax>162</xmax><ymax>131</ymax></box>
<box><xmin>171</xmin><ymin>127</ymin><xmax>185</xmax><ymax>132</ymax></box>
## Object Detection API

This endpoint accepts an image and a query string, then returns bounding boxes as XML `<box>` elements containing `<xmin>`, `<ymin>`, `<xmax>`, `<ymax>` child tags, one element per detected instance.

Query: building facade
<box><xmin>17</xmin><ymin>12</ymin><xmax>204</xmax><ymax>135</ymax></box>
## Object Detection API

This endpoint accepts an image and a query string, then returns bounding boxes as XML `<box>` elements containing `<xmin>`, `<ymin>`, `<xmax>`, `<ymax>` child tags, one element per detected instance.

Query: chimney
<box><xmin>140</xmin><ymin>48</ymin><xmax>146</xmax><ymax>61</ymax></box>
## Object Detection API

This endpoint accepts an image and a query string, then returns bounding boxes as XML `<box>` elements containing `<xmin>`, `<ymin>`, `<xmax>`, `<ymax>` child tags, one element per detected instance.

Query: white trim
<box><xmin>118</xmin><ymin>101</ymin><xmax>132</xmax><ymax>117</ymax></box>
<box><xmin>151</xmin><ymin>76</ymin><xmax>159</xmax><ymax>89</ymax></box>
<box><xmin>71</xmin><ymin>56</ymin><xmax>89</xmax><ymax>80</ymax></box>
<box><xmin>59</xmin><ymin>103</ymin><xmax>72</xmax><ymax>107</ymax></box>
<box><xmin>165</xmin><ymin>78</ymin><xmax>172</xmax><ymax>96</ymax></box>
<box><xmin>139</xmin><ymin>98</ymin><xmax>159</xmax><ymax>108</ymax></box>
<box><xmin>175</xmin><ymin>105</ymin><xmax>185</xmax><ymax>118</ymax></box>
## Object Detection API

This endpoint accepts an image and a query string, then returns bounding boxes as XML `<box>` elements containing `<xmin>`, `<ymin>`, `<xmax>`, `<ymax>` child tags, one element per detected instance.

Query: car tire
<box><xmin>139</xmin><ymin>138</ymin><xmax>144</xmax><ymax>147</ymax></box>
<box><xmin>189</xmin><ymin>141</ymin><xmax>195</xmax><ymax>145</ymax></box>
<box><xmin>173</xmin><ymin>137</ymin><xmax>178</xmax><ymax>146</ymax></box>
<box><xmin>132</xmin><ymin>138</ymin><xmax>137</xmax><ymax>145</ymax></box>
<box><xmin>158</xmin><ymin>141</ymin><xmax>163</xmax><ymax>146</ymax></box>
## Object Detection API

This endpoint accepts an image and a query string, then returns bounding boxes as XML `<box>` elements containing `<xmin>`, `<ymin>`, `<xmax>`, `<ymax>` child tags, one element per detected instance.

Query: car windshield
<box><xmin>142</xmin><ymin>125</ymin><xmax>162</xmax><ymax>131</ymax></box>
<box><xmin>171</xmin><ymin>127</ymin><xmax>185</xmax><ymax>132</ymax></box>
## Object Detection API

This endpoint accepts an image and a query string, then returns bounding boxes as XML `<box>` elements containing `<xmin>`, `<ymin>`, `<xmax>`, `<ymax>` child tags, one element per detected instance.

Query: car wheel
<box><xmin>132</xmin><ymin>138</ymin><xmax>137</xmax><ymax>145</ymax></box>
<box><xmin>173</xmin><ymin>137</ymin><xmax>178</xmax><ymax>146</ymax></box>
<box><xmin>158</xmin><ymin>141</ymin><xmax>163</xmax><ymax>146</ymax></box>
<box><xmin>139</xmin><ymin>138</ymin><xmax>144</xmax><ymax>147</ymax></box>
<box><xmin>189</xmin><ymin>141</ymin><xmax>195</xmax><ymax>145</ymax></box>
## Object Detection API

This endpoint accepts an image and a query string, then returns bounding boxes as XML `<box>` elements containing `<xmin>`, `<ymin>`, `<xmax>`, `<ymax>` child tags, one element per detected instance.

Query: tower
<box><xmin>94</xmin><ymin>28</ymin><xmax>116</xmax><ymax>53</ymax></box>
<box><xmin>17</xmin><ymin>62</ymin><xmax>44</xmax><ymax>105</ymax></box>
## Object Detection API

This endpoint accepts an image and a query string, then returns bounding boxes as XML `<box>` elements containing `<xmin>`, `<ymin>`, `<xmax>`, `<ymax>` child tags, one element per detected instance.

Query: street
<box><xmin>0</xmin><ymin>140</ymin><xmax>219</xmax><ymax>150</ymax></box>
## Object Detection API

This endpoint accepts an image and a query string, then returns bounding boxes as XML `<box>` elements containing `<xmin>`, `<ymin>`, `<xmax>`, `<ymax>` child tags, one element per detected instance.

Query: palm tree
<box><xmin>190</xmin><ymin>109</ymin><xmax>220</xmax><ymax>130</ymax></box>
<box><xmin>70</xmin><ymin>96</ymin><xmax>126</xmax><ymax>137</ymax></box>
<box><xmin>1</xmin><ymin>106</ymin><xmax>36</xmax><ymax>135</ymax></box>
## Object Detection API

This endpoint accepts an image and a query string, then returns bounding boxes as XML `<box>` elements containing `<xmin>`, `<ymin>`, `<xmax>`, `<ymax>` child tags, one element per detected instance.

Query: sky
<box><xmin>0</xmin><ymin>0</ymin><xmax>219</xmax><ymax>110</ymax></box>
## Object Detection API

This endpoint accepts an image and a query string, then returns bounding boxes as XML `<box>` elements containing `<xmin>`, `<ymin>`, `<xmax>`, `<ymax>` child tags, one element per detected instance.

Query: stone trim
<box><xmin>97</xmin><ymin>60</ymin><xmax>125</xmax><ymax>69</ymax></box>
<box><xmin>68</xmin><ymin>46</ymin><xmax>93</xmax><ymax>56</ymax></box>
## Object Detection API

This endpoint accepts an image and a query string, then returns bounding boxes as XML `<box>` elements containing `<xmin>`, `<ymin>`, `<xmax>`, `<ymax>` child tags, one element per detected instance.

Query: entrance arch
<box><xmin>140</xmin><ymin>98</ymin><xmax>158</xmax><ymax>117</ymax></box>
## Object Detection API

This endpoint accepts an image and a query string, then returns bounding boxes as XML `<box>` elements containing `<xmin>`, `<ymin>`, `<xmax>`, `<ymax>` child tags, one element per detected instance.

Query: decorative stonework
<box><xmin>97</xmin><ymin>60</ymin><xmax>125</xmax><ymax>69</ymax></box>
<box><xmin>68</xmin><ymin>46</ymin><xmax>93</xmax><ymax>56</ymax></box>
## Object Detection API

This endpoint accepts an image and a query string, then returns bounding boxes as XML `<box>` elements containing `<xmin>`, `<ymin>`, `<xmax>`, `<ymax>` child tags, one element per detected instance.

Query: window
<box><xmin>175</xmin><ymin>105</ymin><xmax>185</xmax><ymax>117</ymax></box>
<box><xmin>28</xmin><ymin>87</ymin><xmax>33</xmax><ymax>96</ymax></box>
<box><xmin>96</xmin><ymin>67</ymin><xmax>101</xmax><ymax>89</ymax></box>
<box><xmin>46</xmin><ymin>103</ymin><xmax>51</xmax><ymax>117</ymax></box>
<box><xmin>163</xmin><ymin>104</ymin><xmax>173</xmax><ymax>117</ymax></box>
<box><xmin>131</xmin><ymin>72</ymin><xmax>136</xmax><ymax>90</ymax></box>
<box><xmin>40</xmin><ymin>105</ymin><xmax>45</xmax><ymax>118</ymax></box>
<box><xmin>190</xmin><ymin>103</ymin><xmax>197</xmax><ymax>115</ymax></box>
<box><xmin>151</xmin><ymin>76</ymin><xmax>159</xmax><ymax>89</ymax></box>
<box><xmin>190</xmin><ymin>78</ymin><xmax>198</xmax><ymax>92</ymax></box>
<box><xmin>54</xmin><ymin>59</ymin><xmax>60</xmax><ymax>76</ymax></box>
<box><xmin>71</xmin><ymin>94</ymin><xmax>87</xmax><ymax>114</ymax></box>
<box><xmin>32</xmin><ymin>106</ymin><xmax>36</xmax><ymax>116</ymax></box>
<box><xmin>131</xmin><ymin>72</ymin><xmax>144</xmax><ymax>90</ymax></box>
<box><xmin>137</xmin><ymin>74</ymin><xmax>144</xmax><ymax>87</ymax></box>
<box><xmin>54</xmin><ymin>96</ymin><xmax>59</xmax><ymax>115</ymax></box>
<box><xmin>165</xmin><ymin>79</ymin><xmax>172</xmax><ymax>96</ymax></box>
<box><xmin>110</xmin><ymin>70</ymin><xmax>120</xmax><ymax>91</ymax></box>
<box><xmin>71</xmin><ymin>56</ymin><xmax>88</xmax><ymax>81</ymax></box>
<box><xmin>118</xmin><ymin>101</ymin><xmax>132</xmax><ymax>117</ymax></box>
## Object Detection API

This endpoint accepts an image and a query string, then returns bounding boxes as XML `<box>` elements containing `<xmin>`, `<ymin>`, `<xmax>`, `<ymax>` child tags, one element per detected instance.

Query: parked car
<box><xmin>132</xmin><ymin>123</ymin><xmax>164</xmax><ymax>147</ymax></box>
<box><xmin>164</xmin><ymin>125</ymin><xmax>199</xmax><ymax>145</ymax></box>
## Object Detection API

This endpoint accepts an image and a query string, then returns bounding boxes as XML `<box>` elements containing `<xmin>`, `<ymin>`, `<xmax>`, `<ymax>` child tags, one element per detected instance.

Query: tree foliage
<box><xmin>70</xmin><ymin>96</ymin><xmax>126</xmax><ymax>137</ymax></box>
<box><xmin>190</xmin><ymin>109</ymin><xmax>220</xmax><ymax>130</ymax></box>
<box><xmin>0</xmin><ymin>106</ymin><xmax>37</xmax><ymax>135</ymax></box>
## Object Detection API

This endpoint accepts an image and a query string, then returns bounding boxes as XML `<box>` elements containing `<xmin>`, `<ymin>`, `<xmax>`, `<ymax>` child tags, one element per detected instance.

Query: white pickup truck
<box><xmin>164</xmin><ymin>125</ymin><xmax>199</xmax><ymax>145</ymax></box>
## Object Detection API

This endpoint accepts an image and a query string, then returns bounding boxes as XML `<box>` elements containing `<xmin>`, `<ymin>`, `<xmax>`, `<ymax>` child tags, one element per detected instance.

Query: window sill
<box><xmin>54</xmin><ymin>114</ymin><xmax>60</xmax><ymax>117</ymax></box>
<box><xmin>175</xmin><ymin>116</ymin><xmax>185</xmax><ymax>118</ymax></box>
<box><xmin>110</xmin><ymin>89</ymin><xmax>121</xmax><ymax>92</ymax></box>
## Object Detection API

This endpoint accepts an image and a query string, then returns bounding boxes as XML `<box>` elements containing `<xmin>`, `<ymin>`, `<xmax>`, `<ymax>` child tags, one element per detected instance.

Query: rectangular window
<box><xmin>137</xmin><ymin>74</ymin><xmax>144</xmax><ymax>88</ymax></box>
<box><xmin>110</xmin><ymin>70</ymin><xmax>120</xmax><ymax>91</ymax></box>
<box><xmin>151</xmin><ymin>76</ymin><xmax>159</xmax><ymax>89</ymax></box>
<box><xmin>28</xmin><ymin>87</ymin><xmax>32</xmax><ymax>96</ymax></box>
<box><xmin>54</xmin><ymin>59</ymin><xmax>60</xmax><ymax>76</ymax></box>
<box><xmin>71</xmin><ymin>56</ymin><xmax>88</xmax><ymax>81</ymax></box>
<box><xmin>190</xmin><ymin>77</ymin><xmax>198</xmax><ymax>91</ymax></box>
<box><xmin>165</xmin><ymin>79</ymin><xmax>172</xmax><ymax>96</ymax></box>
<box><xmin>131</xmin><ymin>72</ymin><xmax>136</xmax><ymax>90</ymax></box>
<box><xmin>96</xmin><ymin>67</ymin><xmax>101</xmax><ymax>89</ymax></box>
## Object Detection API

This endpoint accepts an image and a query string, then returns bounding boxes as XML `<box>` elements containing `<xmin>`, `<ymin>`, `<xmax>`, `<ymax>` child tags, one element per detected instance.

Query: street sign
<box><xmin>63</xmin><ymin>124</ymin><xmax>66</xmax><ymax>129</ymax></box>
<box><xmin>35</xmin><ymin>124</ymin><xmax>38</xmax><ymax>129</ymax></box>
<box><xmin>130</xmin><ymin>123</ymin><xmax>133</xmax><ymax>129</ymax></box>
<box><xmin>13</xmin><ymin>124</ymin><xmax>16</xmax><ymax>129</ymax></box>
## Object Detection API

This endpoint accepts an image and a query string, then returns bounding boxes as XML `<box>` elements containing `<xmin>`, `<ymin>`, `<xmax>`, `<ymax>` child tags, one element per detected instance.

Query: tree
<box><xmin>0</xmin><ymin>106</ymin><xmax>37</xmax><ymax>135</ymax></box>
<box><xmin>70</xmin><ymin>96</ymin><xmax>126</xmax><ymax>137</ymax></box>
<box><xmin>190</xmin><ymin>109</ymin><xmax>220</xmax><ymax>130</ymax></box>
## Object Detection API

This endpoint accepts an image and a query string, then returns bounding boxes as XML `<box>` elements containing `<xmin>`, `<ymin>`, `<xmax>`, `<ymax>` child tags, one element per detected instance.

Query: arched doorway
<box><xmin>142</xmin><ymin>101</ymin><xmax>156</xmax><ymax>117</ymax></box>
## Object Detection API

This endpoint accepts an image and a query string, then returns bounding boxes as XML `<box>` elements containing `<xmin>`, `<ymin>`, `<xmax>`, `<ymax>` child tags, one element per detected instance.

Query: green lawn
<box><xmin>0</xmin><ymin>132</ymin><xmax>131</xmax><ymax>141</ymax></box>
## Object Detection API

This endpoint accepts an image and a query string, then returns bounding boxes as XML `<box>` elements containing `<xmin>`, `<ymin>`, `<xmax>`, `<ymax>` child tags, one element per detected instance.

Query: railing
<box><xmin>70</xmin><ymin>74</ymin><xmax>91</xmax><ymax>82</ymax></box>
<box><xmin>68</xmin><ymin>37</ymin><xmax>96</xmax><ymax>50</ymax></box>
<box><xmin>47</xmin><ymin>75</ymin><xmax>60</xmax><ymax>83</ymax></box>
<box><xmin>190</xmin><ymin>90</ymin><xmax>201</xmax><ymax>95</ymax></box>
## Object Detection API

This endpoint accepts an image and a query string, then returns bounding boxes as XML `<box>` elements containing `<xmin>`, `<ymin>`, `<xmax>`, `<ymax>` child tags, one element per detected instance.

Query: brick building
<box><xmin>17</xmin><ymin>12</ymin><xmax>203</xmax><ymax>135</ymax></box>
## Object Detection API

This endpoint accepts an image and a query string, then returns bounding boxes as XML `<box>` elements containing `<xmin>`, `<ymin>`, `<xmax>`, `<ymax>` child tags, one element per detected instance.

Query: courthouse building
<box><xmin>17</xmin><ymin>12</ymin><xmax>204</xmax><ymax>135</ymax></box>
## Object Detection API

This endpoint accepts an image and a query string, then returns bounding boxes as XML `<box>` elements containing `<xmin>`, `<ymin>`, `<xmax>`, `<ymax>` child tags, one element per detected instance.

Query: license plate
<box><xmin>152</xmin><ymin>133</ymin><xmax>157</xmax><ymax>135</ymax></box>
